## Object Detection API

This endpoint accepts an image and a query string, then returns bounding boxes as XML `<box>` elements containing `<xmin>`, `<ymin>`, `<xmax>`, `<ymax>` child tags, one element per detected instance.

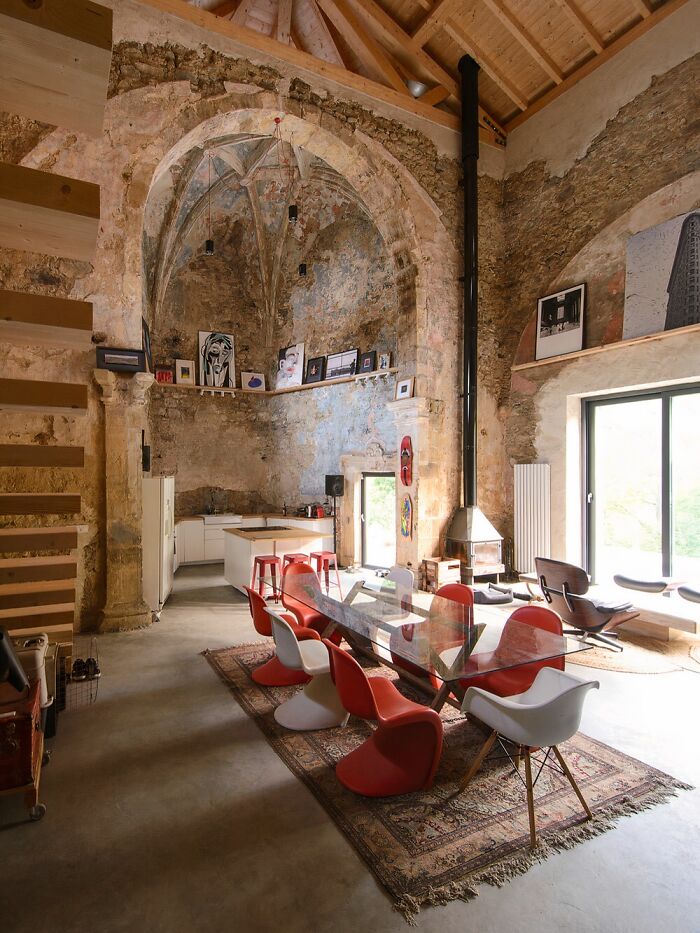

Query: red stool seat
<box><xmin>309</xmin><ymin>550</ymin><xmax>342</xmax><ymax>596</ymax></box>
<box><xmin>282</xmin><ymin>552</ymin><xmax>308</xmax><ymax>570</ymax></box>
<box><xmin>251</xmin><ymin>554</ymin><xmax>282</xmax><ymax>601</ymax></box>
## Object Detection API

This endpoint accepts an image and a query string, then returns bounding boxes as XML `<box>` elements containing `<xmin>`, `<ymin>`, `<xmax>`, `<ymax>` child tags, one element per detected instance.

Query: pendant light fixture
<box><xmin>204</xmin><ymin>153</ymin><xmax>214</xmax><ymax>255</ymax></box>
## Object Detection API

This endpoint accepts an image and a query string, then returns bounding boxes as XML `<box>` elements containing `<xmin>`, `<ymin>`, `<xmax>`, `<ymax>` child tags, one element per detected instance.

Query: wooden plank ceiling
<box><xmin>184</xmin><ymin>0</ymin><xmax>688</xmax><ymax>139</ymax></box>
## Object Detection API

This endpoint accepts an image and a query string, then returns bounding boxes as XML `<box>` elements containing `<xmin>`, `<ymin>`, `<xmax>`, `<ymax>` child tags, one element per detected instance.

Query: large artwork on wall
<box><xmin>623</xmin><ymin>211</ymin><xmax>700</xmax><ymax>340</ymax></box>
<box><xmin>199</xmin><ymin>331</ymin><xmax>235</xmax><ymax>387</ymax></box>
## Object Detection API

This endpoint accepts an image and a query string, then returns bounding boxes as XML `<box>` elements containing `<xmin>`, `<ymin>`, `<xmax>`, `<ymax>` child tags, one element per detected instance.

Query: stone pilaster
<box><xmin>93</xmin><ymin>369</ymin><xmax>154</xmax><ymax>632</ymax></box>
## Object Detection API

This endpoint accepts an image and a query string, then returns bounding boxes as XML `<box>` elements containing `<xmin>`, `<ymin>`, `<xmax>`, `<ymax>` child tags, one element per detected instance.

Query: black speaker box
<box><xmin>325</xmin><ymin>474</ymin><xmax>345</xmax><ymax>497</ymax></box>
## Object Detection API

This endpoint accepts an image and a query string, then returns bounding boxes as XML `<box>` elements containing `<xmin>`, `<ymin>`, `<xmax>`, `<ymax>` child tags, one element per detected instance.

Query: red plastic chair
<box><xmin>458</xmin><ymin>605</ymin><xmax>564</xmax><ymax>697</ymax></box>
<box><xmin>245</xmin><ymin>586</ymin><xmax>320</xmax><ymax>686</ymax></box>
<box><xmin>282</xmin><ymin>562</ymin><xmax>342</xmax><ymax>645</ymax></box>
<box><xmin>325</xmin><ymin>641</ymin><xmax>443</xmax><ymax>796</ymax></box>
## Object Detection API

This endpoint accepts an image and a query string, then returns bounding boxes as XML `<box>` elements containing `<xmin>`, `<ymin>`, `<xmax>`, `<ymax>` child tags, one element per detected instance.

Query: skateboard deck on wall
<box><xmin>401</xmin><ymin>494</ymin><xmax>412</xmax><ymax>538</ymax></box>
<box><xmin>400</xmin><ymin>436</ymin><xmax>412</xmax><ymax>486</ymax></box>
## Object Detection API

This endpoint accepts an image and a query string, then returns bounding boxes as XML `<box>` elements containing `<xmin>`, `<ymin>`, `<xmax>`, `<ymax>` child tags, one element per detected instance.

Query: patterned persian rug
<box><xmin>204</xmin><ymin>643</ymin><xmax>691</xmax><ymax>923</ymax></box>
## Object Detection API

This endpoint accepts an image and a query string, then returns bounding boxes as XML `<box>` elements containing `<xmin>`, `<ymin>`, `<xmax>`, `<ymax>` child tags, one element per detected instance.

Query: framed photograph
<box><xmin>142</xmin><ymin>318</ymin><xmax>153</xmax><ymax>373</ymax></box>
<box><xmin>241</xmin><ymin>371</ymin><xmax>266</xmax><ymax>391</ymax></box>
<box><xmin>95</xmin><ymin>347</ymin><xmax>146</xmax><ymax>374</ymax></box>
<box><xmin>358</xmin><ymin>351</ymin><xmax>376</xmax><ymax>374</ymax></box>
<box><xmin>304</xmin><ymin>356</ymin><xmax>326</xmax><ymax>384</ymax></box>
<box><xmin>378</xmin><ymin>352</ymin><xmax>391</xmax><ymax>371</ymax></box>
<box><xmin>395</xmin><ymin>376</ymin><xmax>414</xmax><ymax>401</ymax></box>
<box><xmin>199</xmin><ymin>331</ymin><xmax>235</xmax><ymax>387</ymax></box>
<box><xmin>326</xmin><ymin>348</ymin><xmax>359</xmax><ymax>380</ymax></box>
<box><xmin>535</xmin><ymin>284</ymin><xmax>585</xmax><ymax>361</ymax></box>
<box><xmin>175</xmin><ymin>359</ymin><xmax>195</xmax><ymax>386</ymax></box>
<box><xmin>155</xmin><ymin>366</ymin><xmax>174</xmax><ymax>384</ymax></box>
<box><xmin>276</xmin><ymin>342</ymin><xmax>305</xmax><ymax>389</ymax></box>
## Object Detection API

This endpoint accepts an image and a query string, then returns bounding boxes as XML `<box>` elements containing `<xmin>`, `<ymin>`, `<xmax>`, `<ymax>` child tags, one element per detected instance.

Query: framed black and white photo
<box><xmin>378</xmin><ymin>352</ymin><xmax>391</xmax><ymax>371</ymax></box>
<box><xmin>535</xmin><ymin>284</ymin><xmax>585</xmax><ymax>361</ymax></box>
<box><xmin>175</xmin><ymin>359</ymin><xmax>195</xmax><ymax>386</ymax></box>
<box><xmin>241</xmin><ymin>371</ymin><xmax>266</xmax><ymax>391</ymax></box>
<box><xmin>199</xmin><ymin>331</ymin><xmax>235</xmax><ymax>387</ymax></box>
<box><xmin>304</xmin><ymin>356</ymin><xmax>326</xmax><ymax>384</ymax></box>
<box><xmin>395</xmin><ymin>376</ymin><xmax>414</xmax><ymax>401</ymax></box>
<box><xmin>276</xmin><ymin>343</ymin><xmax>305</xmax><ymax>389</ymax></box>
<box><xmin>96</xmin><ymin>347</ymin><xmax>146</xmax><ymax>374</ymax></box>
<box><xmin>325</xmin><ymin>348</ymin><xmax>359</xmax><ymax>380</ymax></box>
<box><xmin>358</xmin><ymin>351</ymin><xmax>376</xmax><ymax>374</ymax></box>
<box><xmin>142</xmin><ymin>318</ymin><xmax>153</xmax><ymax>373</ymax></box>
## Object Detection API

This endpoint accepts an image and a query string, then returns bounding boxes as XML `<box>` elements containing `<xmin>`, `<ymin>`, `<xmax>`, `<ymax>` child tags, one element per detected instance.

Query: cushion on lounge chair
<box><xmin>678</xmin><ymin>585</ymin><xmax>700</xmax><ymax>604</ymax></box>
<box><xmin>588</xmin><ymin>596</ymin><xmax>634</xmax><ymax>615</ymax></box>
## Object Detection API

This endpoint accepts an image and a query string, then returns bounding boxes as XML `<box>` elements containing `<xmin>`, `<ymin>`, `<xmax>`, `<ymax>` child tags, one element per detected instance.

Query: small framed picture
<box><xmin>535</xmin><ymin>284</ymin><xmax>585</xmax><ymax>360</ymax></box>
<box><xmin>241</xmin><ymin>371</ymin><xmax>266</xmax><ymax>391</ymax></box>
<box><xmin>358</xmin><ymin>351</ymin><xmax>376</xmax><ymax>374</ymax></box>
<box><xmin>96</xmin><ymin>347</ymin><xmax>146</xmax><ymax>373</ymax></box>
<box><xmin>155</xmin><ymin>366</ymin><xmax>174</xmax><ymax>384</ymax></box>
<box><xmin>395</xmin><ymin>376</ymin><xmax>414</xmax><ymax>401</ymax></box>
<box><xmin>304</xmin><ymin>356</ymin><xmax>326</xmax><ymax>384</ymax></box>
<box><xmin>378</xmin><ymin>352</ymin><xmax>391</xmax><ymax>371</ymax></box>
<box><xmin>175</xmin><ymin>359</ymin><xmax>195</xmax><ymax>385</ymax></box>
<box><xmin>277</xmin><ymin>342</ymin><xmax>305</xmax><ymax>390</ymax></box>
<box><xmin>326</xmin><ymin>348</ymin><xmax>359</xmax><ymax>380</ymax></box>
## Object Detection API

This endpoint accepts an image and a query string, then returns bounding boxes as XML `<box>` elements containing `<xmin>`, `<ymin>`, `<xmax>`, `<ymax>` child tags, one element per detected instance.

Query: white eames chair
<box><xmin>265</xmin><ymin>608</ymin><xmax>350</xmax><ymax>731</ymax></box>
<box><xmin>460</xmin><ymin>667</ymin><xmax>600</xmax><ymax>848</ymax></box>
<box><xmin>384</xmin><ymin>565</ymin><xmax>414</xmax><ymax>619</ymax></box>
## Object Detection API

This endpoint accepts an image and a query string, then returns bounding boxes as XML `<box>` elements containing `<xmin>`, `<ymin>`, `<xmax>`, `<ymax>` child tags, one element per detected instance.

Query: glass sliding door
<box><xmin>586</xmin><ymin>386</ymin><xmax>700</xmax><ymax>583</ymax></box>
<box><xmin>361</xmin><ymin>473</ymin><xmax>396</xmax><ymax>570</ymax></box>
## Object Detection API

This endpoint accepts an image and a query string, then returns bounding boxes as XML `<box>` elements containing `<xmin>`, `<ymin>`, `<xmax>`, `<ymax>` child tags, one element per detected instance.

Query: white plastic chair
<box><xmin>459</xmin><ymin>667</ymin><xmax>600</xmax><ymax>848</ymax></box>
<box><xmin>265</xmin><ymin>608</ymin><xmax>349</xmax><ymax>731</ymax></box>
<box><xmin>384</xmin><ymin>565</ymin><xmax>414</xmax><ymax>619</ymax></box>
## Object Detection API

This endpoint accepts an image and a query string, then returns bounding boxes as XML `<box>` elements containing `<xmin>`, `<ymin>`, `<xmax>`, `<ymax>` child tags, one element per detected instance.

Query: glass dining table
<box><xmin>266</xmin><ymin>572</ymin><xmax>592</xmax><ymax>711</ymax></box>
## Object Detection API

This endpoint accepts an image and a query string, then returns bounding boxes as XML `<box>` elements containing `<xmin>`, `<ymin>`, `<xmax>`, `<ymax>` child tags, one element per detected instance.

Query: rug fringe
<box><xmin>393</xmin><ymin>776</ymin><xmax>692</xmax><ymax>923</ymax></box>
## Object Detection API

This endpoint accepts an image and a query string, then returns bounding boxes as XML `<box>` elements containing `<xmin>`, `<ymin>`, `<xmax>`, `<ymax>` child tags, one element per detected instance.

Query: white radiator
<box><xmin>514</xmin><ymin>463</ymin><xmax>551</xmax><ymax>573</ymax></box>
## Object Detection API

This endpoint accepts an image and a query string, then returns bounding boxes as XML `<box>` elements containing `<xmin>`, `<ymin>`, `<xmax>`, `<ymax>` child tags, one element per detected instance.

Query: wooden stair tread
<box><xmin>0</xmin><ymin>377</ymin><xmax>88</xmax><ymax>415</ymax></box>
<box><xmin>0</xmin><ymin>526</ymin><xmax>78</xmax><ymax>553</ymax></box>
<box><xmin>0</xmin><ymin>162</ymin><xmax>100</xmax><ymax>261</ymax></box>
<box><xmin>0</xmin><ymin>289</ymin><xmax>93</xmax><ymax>349</ymax></box>
<box><xmin>10</xmin><ymin>622</ymin><xmax>74</xmax><ymax>644</ymax></box>
<box><xmin>0</xmin><ymin>579</ymin><xmax>76</xmax><ymax>609</ymax></box>
<box><xmin>0</xmin><ymin>445</ymin><xmax>85</xmax><ymax>468</ymax></box>
<box><xmin>0</xmin><ymin>493</ymin><xmax>81</xmax><ymax>515</ymax></box>
<box><xmin>0</xmin><ymin>556</ymin><xmax>78</xmax><ymax>584</ymax></box>
<box><xmin>0</xmin><ymin>602</ymin><xmax>75</xmax><ymax>630</ymax></box>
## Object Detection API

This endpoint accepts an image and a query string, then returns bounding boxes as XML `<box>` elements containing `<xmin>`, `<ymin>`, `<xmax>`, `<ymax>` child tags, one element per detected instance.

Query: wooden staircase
<box><xmin>0</xmin><ymin>0</ymin><xmax>113</xmax><ymax>651</ymax></box>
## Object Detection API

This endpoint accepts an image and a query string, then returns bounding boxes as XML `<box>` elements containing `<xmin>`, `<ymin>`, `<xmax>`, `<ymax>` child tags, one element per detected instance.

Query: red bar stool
<box><xmin>251</xmin><ymin>554</ymin><xmax>282</xmax><ymax>601</ymax></box>
<box><xmin>282</xmin><ymin>552</ymin><xmax>308</xmax><ymax>571</ymax></box>
<box><xmin>309</xmin><ymin>550</ymin><xmax>342</xmax><ymax>595</ymax></box>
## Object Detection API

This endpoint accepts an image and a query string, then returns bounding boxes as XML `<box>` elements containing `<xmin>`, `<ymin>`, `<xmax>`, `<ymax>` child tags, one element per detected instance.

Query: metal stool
<box><xmin>310</xmin><ymin>550</ymin><xmax>342</xmax><ymax>596</ymax></box>
<box><xmin>282</xmin><ymin>552</ymin><xmax>308</xmax><ymax>571</ymax></box>
<box><xmin>251</xmin><ymin>555</ymin><xmax>282</xmax><ymax>602</ymax></box>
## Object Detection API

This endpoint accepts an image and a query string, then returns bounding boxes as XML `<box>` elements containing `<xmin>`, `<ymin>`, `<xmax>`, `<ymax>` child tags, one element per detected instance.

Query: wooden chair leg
<box><xmin>552</xmin><ymin>745</ymin><xmax>593</xmax><ymax>820</ymax></box>
<box><xmin>524</xmin><ymin>750</ymin><xmax>538</xmax><ymax>848</ymax></box>
<box><xmin>458</xmin><ymin>729</ymin><xmax>497</xmax><ymax>792</ymax></box>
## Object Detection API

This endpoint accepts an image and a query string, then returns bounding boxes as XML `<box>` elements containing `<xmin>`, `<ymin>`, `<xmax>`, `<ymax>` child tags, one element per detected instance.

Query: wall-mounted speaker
<box><xmin>325</xmin><ymin>474</ymin><xmax>345</xmax><ymax>497</ymax></box>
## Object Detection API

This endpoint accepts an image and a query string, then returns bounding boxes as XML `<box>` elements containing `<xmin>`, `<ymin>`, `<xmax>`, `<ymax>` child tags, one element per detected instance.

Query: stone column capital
<box><xmin>93</xmin><ymin>367</ymin><xmax>117</xmax><ymax>404</ymax></box>
<box><xmin>386</xmin><ymin>395</ymin><xmax>434</xmax><ymax>424</ymax></box>
<box><xmin>130</xmin><ymin>372</ymin><xmax>155</xmax><ymax>406</ymax></box>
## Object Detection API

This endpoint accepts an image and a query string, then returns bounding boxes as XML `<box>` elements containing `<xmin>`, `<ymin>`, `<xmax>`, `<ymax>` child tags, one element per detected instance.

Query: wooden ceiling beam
<box><xmin>411</xmin><ymin>0</ymin><xmax>462</xmax><ymax>47</ymax></box>
<box><xmin>230</xmin><ymin>0</ymin><xmax>257</xmax><ymax>25</ymax></box>
<box><xmin>444</xmin><ymin>20</ymin><xmax>529</xmax><ymax>111</ymax></box>
<box><xmin>629</xmin><ymin>0</ymin><xmax>653</xmax><ymax>17</ymax></box>
<box><xmin>505</xmin><ymin>0</ymin><xmax>690</xmax><ymax>132</ymax></box>
<box><xmin>481</xmin><ymin>0</ymin><xmax>564</xmax><ymax>85</ymax></box>
<box><xmin>302</xmin><ymin>0</ymin><xmax>347</xmax><ymax>67</ymax></box>
<box><xmin>276</xmin><ymin>0</ymin><xmax>293</xmax><ymax>43</ymax></box>
<box><xmin>315</xmin><ymin>0</ymin><xmax>409</xmax><ymax>95</ymax></box>
<box><xmin>552</xmin><ymin>0</ymin><xmax>604</xmax><ymax>53</ymax></box>
<box><xmin>211</xmin><ymin>0</ymin><xmax>239</xmax><ymax>15</ymax></box>
<box><xmin>418</xmin><ymin>84</ymin><xmax>450</xmax><ymax>106</ymax></box>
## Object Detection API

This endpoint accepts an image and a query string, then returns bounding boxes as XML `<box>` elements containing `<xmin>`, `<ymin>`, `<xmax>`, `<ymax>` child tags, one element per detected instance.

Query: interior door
<box><xmin>361</xmin><ymin>473</ymin><xmax>396</xmax><ymax>570</ymax></box>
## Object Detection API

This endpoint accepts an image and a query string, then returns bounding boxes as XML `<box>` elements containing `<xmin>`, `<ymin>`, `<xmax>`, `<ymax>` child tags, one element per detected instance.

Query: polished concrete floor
<box><xmin>2</xmin><ymin>564</ymin><xmax>699</xmax><ymax>933</ymax></box>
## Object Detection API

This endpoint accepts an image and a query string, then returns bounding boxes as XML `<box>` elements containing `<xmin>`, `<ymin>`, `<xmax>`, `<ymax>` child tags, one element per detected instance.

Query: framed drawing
<box><xmin>535</xmin><ymin>284</ymin><xmax>585</xmax><ymax>360</ymax></box>
<box><xmin>277</xmin><ymin>343</ymin><xmax>305</xmax><ymax>389</ymax></box>
<box><xmin>378</xmin><ymin>352</ymin><xmax>391</xmax><ymax>371</ymax></box>
<box><xmin>199</xmin><ymin>331</ymin><xmax>235</xmax><ymax>387</ymax></box>
<box><xmin>304</xmin><ymin>356</ymin><xmax>326</xmax><ymax>384</ymax></box>
<box><xmin>95</xmin><ymin>347</ymin><xmax>146</xmax><ymax>374</ymax></box>
<box><xmin>325</xmin><ymin>348</ymin><xmax>359</xmax><ymax>380</ymax></box>
<box><xmin>175</xmin><ymin>359</ymin><xmax>195</xmax><ymax>386</ymax></box>
<box><xmin>358</xmin><ymin>351</ymin><xmax>376</xmax><ymax>374</ymax></box>
<box><xmin>395</xmin><ymin>376</ymin><xmax>414</xmax><ymax>401</ymax></box>
<box><xmin>241</xmin><ymin>371</ymin><xmax>266</xmax><ymax>391</ymax></box>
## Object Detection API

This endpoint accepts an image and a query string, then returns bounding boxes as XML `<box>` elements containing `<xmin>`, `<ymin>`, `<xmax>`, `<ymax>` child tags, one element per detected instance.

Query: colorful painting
<box><xmin>241</xmin><ymin>371</ymin><xmax>266</xmax><ymax>391</ymax></box>
<box><xmin>277</xmin><ymin>343</ymin><xmax>305</xmax><ymax>389</ymax></box>
<box><xmin>400</xmin><ymin>494</ymin><xmax>412</xmax><ymax>539</ymax></box>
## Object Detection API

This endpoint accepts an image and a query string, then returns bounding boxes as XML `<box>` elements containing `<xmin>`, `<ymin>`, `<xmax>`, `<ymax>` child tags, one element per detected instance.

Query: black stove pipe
<box><xmin>459</xmin><ymin>55</ymin><xmax>480</xmax><ymax>509</ymax></box>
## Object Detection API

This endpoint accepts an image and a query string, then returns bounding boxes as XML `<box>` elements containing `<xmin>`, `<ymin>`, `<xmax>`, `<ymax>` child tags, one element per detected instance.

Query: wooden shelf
<box><xmin>0</xmin><ymin>579</ymin><xmax>76</xmax><ymax>610</ymax></box>
<box><xmin>154</xmin><ymin>368</ymin><xmax>399</xmax><ymax>398</ymax></box>
<box><xmin>0</xmin><ymin>555</ymin><xmax>78</xmax><ymax>585</ymax></box>
<box><xmin>0</xmin><ymin>378</ymin><xmax>88</xmax><ymax>415</ymax></box>
<box><xmin>0</xmin><ymin>162</ymin><xmax>100</xmax><ymax>261</ymax></box>
<box><xmin>0</xmin><ymin>0</ymin><xmax>112</xmax><ymax>137</ymax></box>
<box><xmin>0</xmin><ymin>289</ymin><xmax>93</xmax><ymax>348</ymax></box>
<box><xmin>0</xmin><ymin>526</ymin><xmax>78</xmax><ymax>553</ymax></box>
<box><xmin>512</xmin><ymin>322</ymin><xmax>700</xmax><ymax>373</ymax></box>
<box><xmin>0</xmin><ymin>494</ymin><xmax>81</xmax><ymax>515</ymax></box>
<box><xmin>0</xmin><ymin>602</ymin><xmax>75</xmax><ymax>632</ymax></box>
<box><xmin>0</xmin><ymin>445</ymin><xmax>85</xmax><ymax>468</ymax></box>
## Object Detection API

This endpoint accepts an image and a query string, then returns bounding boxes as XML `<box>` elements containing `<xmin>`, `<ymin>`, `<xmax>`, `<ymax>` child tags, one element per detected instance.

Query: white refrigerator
<box><xmin>142</xmin><ymin>475</ymin><xmax>175</xmax><ymax>613</ymax></box>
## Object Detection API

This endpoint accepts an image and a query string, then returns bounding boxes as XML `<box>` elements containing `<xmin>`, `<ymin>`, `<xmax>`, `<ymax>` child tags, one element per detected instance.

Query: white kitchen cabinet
<box><xmin>179</xmin><ymin>519</ymin><xmax>205</xmax><ymax>564</ymax></box>
<box><xmin>204</xmin><ymin>526</ymin><xmax>225</xmax><ymax>561</ymax></box>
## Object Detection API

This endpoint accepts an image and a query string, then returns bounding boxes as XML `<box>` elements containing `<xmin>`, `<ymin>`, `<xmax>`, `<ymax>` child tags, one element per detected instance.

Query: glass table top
<box><xmin>265</xmin><ymin>572</ymin><xmax>591</xmax><ymax>684</ymax></box>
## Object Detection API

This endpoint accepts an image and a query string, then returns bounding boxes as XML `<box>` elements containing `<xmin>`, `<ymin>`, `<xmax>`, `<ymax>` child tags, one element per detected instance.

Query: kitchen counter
<box><xmin>224</xmin><ymin>524</ymin><xmax>325</xmax><ymax>594</ymax></box>
<box><xmin>224</xmin><ymin>527</ymin><xmax>323</xmax><ymax>541</ymax></box>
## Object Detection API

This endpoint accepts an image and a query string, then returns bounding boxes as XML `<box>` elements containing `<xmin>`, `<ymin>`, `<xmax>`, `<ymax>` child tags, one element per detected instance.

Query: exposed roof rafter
<box><xmin>552</xmin><ymin>0</ymin><xmax>605</xmax><ymax>53</ymax></box>
<box><xmin>443</xmin><ymin>20</ymin><xmax>529</xmax><ymax>111</ymax></box>
<box><xmin>481</xmin><ymin>0</ymin><xmax>564</xmax><ymax>85</ymax></box>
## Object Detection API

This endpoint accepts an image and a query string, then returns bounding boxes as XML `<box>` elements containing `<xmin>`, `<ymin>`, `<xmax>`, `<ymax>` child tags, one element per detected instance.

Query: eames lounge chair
<box><xmin>325</xmin><ymin>639</ymin><xmax>443</xmax><ymax>797</ymax></box>
<box><xmin>244</xmin><ymin>586</ymin><xmax>320</xmax><ymax>686</ymax></box>
<box><xmin>266</xmin><ymin>609</ymin><xmax>349</xmax><ymax>731</ymax></box>
<box><xmin>459</xmin><ymin>667</ymin><xmax>599</xmax><ymax>848</ymax></box>
<box><xmin>281</xmin><ymin>561</ymin><xmax>342</xmax><ymax>644</ymax></box>
<box><xmin>536</xmin><ymin>557</ymin><xmax>639</xmax><ymax>652</ymax></box>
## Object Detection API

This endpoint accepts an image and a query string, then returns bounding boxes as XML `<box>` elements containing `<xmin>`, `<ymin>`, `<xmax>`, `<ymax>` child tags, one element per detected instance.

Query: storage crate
<box><xmin>422</xmin><ymin>557</ymin><xmax>462</xmax><ymax>592</ymax></box>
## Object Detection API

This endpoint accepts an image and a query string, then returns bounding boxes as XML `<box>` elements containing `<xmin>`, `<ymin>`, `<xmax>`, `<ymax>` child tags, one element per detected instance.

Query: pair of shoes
<box><xmin>71</xmin><ymin>657</ymin><xmax>101</xmax><ymax>681</ymax></box>
<box><xmin>85</xmin><ymin>657</ymin><xmax>101</xmax><ymax>680</ymax></box>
